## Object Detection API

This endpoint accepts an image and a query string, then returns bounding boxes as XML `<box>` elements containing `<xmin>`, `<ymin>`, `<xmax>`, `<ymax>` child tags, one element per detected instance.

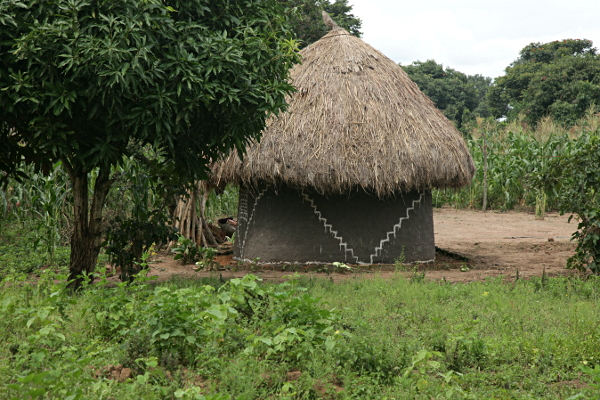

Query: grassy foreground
<box><xmin>1</xmin><ymin>269</ymin><xmax>600</xmax><ymax>399</ymax></box>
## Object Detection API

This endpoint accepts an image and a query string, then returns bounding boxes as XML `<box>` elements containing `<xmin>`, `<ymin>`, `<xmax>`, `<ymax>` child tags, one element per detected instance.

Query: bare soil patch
<box><xmin>106</xmin><ymin>208</ymin><xmax>579</xmax><ymax>285</ymax></box>
<box><xmin>429</xmin><ymin>207</ymin><xmax>577</xmax><ymax>282</ymax></box>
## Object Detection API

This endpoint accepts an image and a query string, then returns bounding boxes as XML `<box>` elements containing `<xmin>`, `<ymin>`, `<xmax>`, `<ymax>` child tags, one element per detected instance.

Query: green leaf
<box><xmin>206</xmin><ymin>309</ymin><xmax>224</xmax><ymax>319</ymax></box>
<box><xmin>0</xmin><ymin>0</ymin><xmax>300</xmax><ymax>277</ymax></box>
<box><xmin>185</xmin><ymin>335</ymin><xmax>196</xmax><ymax>344</ymax></box>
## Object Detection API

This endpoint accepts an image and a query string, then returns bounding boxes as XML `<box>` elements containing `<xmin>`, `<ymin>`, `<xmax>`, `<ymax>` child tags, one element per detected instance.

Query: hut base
<box><xmin>234</xmin><ymin>185</ymin><xmax>434</xmax><ymax>264</ymax></box>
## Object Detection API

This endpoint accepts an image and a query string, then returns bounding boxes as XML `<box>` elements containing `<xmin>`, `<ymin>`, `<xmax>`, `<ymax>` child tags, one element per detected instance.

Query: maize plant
<box><xmin>434</xmin><ymin>112</ymin><xmax>598</xmax><ymax>214</ymax></box>
<box><xmin>1</xmin><ymin>162</ymin><xmax>72</xmax><ymax>266</ymax></box>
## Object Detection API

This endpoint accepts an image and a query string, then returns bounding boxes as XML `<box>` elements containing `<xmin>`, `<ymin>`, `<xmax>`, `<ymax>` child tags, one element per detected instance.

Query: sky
<box><xmin>348</xmin><ymin>0</ymin><xmax>600</xmax><ymax>80</ymax></box>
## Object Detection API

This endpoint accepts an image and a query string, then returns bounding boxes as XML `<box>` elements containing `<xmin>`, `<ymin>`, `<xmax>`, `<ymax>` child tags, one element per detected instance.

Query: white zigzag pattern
<box><xmin>301</xmin><ymin>191</ymin><xmax>359</xmax><ymax>263</ymax></box>
<box><xmin>237</xmin><ymin>191</ymin><xmax>249</xmax><ymax>223</ymax></box>
<box><xmin>369</xmin><ymin>192</ymin><xmax>424</xmax><ymax>264</ymax></box>
<box><xmin>239</xmin><ymin>187</ymin><xmax>268</xmax><ymax>259</ymax></box>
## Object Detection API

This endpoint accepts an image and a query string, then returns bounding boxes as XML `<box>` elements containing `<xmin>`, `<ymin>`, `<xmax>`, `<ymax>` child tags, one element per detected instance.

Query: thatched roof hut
<box><xmin>213</xmin><ymin>20</ymin><xmax>474</xmax><ymax>197</ymax></box>
<box><xmin>212</xmin><ymin>16</ymin><xmax>474</xmax><ymax>265</ymax></box>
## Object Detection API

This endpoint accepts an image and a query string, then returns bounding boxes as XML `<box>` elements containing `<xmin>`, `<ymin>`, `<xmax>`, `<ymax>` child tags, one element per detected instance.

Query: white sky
<box><xmin>348</xmin><ymin>0</ymin><xmax>600</xmax><ymax>79</ymax></box>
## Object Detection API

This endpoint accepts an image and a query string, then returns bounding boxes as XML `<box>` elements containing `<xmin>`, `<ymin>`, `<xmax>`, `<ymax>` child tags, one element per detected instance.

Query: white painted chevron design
<box><xmin>369</xmin><ymin>192</ymin><xmax>424</xmax><ymax>264</ymax></box>
<box><xmin>301</xmin><ymin>190</ymin><xmax>359</xmax><ymax>263</ymax></box>
<box><xmin>238</xmin><ymin>187</ymin><xmax>268</xmax><ymax>259</ymax></box>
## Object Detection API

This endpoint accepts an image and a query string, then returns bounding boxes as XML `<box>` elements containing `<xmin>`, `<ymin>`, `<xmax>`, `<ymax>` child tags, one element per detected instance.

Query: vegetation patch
<box><xmin>1</xmin><ymin>269</ymin><xmax>600</xmax><ymax>399</ymax></box>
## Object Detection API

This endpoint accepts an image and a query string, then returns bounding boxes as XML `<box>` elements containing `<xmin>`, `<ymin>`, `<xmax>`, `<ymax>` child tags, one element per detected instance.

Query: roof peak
<box><xmin>322</xmin><ymin>11</ymin><xmax>341</xmax><ymax>31</ymax></box>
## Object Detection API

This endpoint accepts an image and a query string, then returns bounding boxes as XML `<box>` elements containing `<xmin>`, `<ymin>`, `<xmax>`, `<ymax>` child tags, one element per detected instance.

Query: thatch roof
<box><xmin>212</xmin><ymin>23</ymin><xmax>475</xmax><ymax>197</ymax></box>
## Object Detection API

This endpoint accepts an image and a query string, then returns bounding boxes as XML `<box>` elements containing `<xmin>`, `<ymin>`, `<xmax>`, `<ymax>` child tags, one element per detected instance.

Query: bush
<box><xmin>548</xmin><ymin>131</ymin><xmax>600</xmax><ymax>273</ymax></box>
<box><xmin>85</xmin><ymin>275</ymin><xmax>346</xmax><ymax>370</ymax></box>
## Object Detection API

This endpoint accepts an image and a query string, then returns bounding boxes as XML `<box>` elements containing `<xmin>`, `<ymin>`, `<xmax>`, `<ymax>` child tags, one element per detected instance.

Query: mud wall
<box><xmin>234</xmin><ymin>185</ymin><xmax>434</xmax><ymax>264</ymax></box>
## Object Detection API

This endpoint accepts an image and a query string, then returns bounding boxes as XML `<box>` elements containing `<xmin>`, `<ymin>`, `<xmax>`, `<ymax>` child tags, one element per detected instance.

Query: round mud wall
<box><xmin>234</xmin><ymin>185</ymin><xmax>434</xmax><ymax>264</ymax></box>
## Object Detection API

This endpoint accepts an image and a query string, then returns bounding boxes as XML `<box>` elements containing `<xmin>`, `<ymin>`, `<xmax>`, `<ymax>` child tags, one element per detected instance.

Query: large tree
<box><xmin>401</xmin><ymin>60</ymin><xmax>492</xmax><ymax>130</ymax></box>
<box><xmin>0</xmin><ymin>0</ymin><xmax>298</xmax><ymax>287</ymax></box>
<box><xmin>288</xmin><ymin>0</ymin><xmax>362</xmax><ymax>48</ymax></box>
<box><xmin>488</xmin><ymin>39</ymin><xmax>600</xmax><ymax>126</ymax></box>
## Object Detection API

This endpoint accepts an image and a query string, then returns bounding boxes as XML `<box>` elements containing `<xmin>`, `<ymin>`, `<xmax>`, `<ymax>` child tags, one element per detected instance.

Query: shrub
<box><xmin>84</xmin><ymin>275</ymin><xmax>346</xmax><ymax>371</ymax></box>
<box><xmin>548</xmin><ymin>131</ymin><xmax>600</xmax><ymax>273</ymax></box>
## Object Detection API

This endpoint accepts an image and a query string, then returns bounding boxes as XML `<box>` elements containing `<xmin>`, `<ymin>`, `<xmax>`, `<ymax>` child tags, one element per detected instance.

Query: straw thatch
<box><xmin>212</xmin><ymin>23</ymin><xmax>475</xmax><ymax>197</ymax></box>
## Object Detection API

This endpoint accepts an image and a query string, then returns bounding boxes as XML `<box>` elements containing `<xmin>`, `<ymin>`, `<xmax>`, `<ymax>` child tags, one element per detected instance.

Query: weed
<box><xmin>446</xmin><ymin>319</ymin><xmax>487</xmax><ymax>372</ymax></box>
<box><xmin>250</xmin><ymin>257</ymin><xmax>261</xmax><ymax>272</ymax></box>
<box><xmin>195</xmin><ymin>247</ymin><xmax>218</xmax><ymax>271</ymax></box>
<box><xmin>332</xmin><ymin>262</ymin><xmax>354</xmax><ymax>272</ymax></box>
<box><xmin>394</xmin><ymin>247</ymin><xmax>407</xmax><ymax>271</ymax></box>
<box><xmin>402</xmin><ymin>350</ymin><xmax>442</xmax><ymax>390</ymax></box>
<box><xmin>0</xmin><ymin>220</ymin><xmax>70</xmax><ymax>276</ymax></box>
<box><xmin>171</xmin><ymin>235</ymin><xmax>201</xmax><ymax>265</ymax></box>
<box><xmin>410</xmin><ymin>269</ymin><xmax>426</xmax><ymax>283</ymax></box>
<box><xmin>1</xmin><ymin>263</ymin><xmax>599</xmax><ymax>398</ymax></box>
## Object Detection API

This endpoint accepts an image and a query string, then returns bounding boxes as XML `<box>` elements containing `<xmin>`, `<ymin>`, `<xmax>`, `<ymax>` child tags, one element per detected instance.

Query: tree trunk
<box><xmin>172</xmin><ymin>181</ymin><xmax>218</xmax><ymax>247</ymax></box>
<box><xmin>66</xmin><ymin>164</ymin><xmax>113</xmax><ymax>289</ymax></box>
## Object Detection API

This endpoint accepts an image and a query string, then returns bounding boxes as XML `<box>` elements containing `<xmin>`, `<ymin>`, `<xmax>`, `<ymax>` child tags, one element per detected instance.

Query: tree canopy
<box><xmin>288</xmin><ymin>0</ymin><xmax>362</xmax><ymax>48</ymax></box>
<box><xmin>488</xmin><ymin>39</ymin><xmax>600</xmax><ymax>126</ymax></box>
<box><xmin>401</xmin><ymin>60</ymin><xmax>492</xmax><ymax>130</ymax></box>
<box><xmin>0</xmin><ymin>0</ymin><xmax>299</xmax><ymax>286</ymax></box>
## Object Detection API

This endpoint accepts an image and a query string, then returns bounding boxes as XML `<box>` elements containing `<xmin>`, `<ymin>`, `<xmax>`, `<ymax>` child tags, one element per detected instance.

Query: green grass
<box><xmin>306</xmin><ymin>274</ymin><xmax>600</xmax><ymax>398</ymax></box>
<box><xmin>2</xmin><ymin>218</ymin><xmax>600</xmax><ymax>399</ymax></box>
<box><xmin>0</xmin><ymin>219</ymin><xmax>70</xmax><ymax>277</ymax></box>
<box><xmin>1</xmin><ymin>270</ymin><xmax>600</xmax><ymax>399</ymax></box>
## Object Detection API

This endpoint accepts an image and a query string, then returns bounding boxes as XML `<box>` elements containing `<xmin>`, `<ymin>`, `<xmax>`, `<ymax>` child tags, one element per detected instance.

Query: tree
<box><xmin>401</xmin><ymin>60</ymin><xmax>492</xmax><ymax>130</ymax></box>
<box><xmin>0</xmin><ymin>0</ymin><xmax>299</xmax><ymax>288</ymax></box>
<box><xmin>287</xmin><ymin>0</ymin><xmax>362</xmax><ymax>48</ymax></box>
<box><xmin>488</xmin><ymin>39</ymin><xmax>600</xmax><ymax>126</ymax></box>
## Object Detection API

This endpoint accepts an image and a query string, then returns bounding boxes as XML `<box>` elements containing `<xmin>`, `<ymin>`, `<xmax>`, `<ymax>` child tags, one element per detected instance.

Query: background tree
<box><xmin>288</xmin><ymin>0</ymin><xmax>362</xmax><ymax>48</ymax></box>
<box><xmin>401</xmin><ymin>60</ymin><xmax>492</xmax><ymax>130</ymax></box>
<box><xmin>0</xmin><ymin>0</ymin><xmax>299</xmax><ymax>287</ymax></box>
<box><xmin>488</xmin><ymin>39</ymin><xmax>600</xmax><ymax>126</ymax></box>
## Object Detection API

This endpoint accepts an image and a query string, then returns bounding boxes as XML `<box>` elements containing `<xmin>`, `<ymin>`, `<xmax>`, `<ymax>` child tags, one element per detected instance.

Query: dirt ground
<box><xmin>107</xmin><ymin>208</ymin><xmax>579</xmax><ymax>285</ymax></box>
<box><xmin>431</xmin><ymin>207</ymin><xmax>577</xmax><ymax>282</ymax></box>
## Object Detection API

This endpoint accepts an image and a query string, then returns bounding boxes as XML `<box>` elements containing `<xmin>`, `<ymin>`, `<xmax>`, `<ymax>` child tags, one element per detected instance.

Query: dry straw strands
<box><xmin>213</xmin><ymin>25</ymin><xmax>475</xmax><ymax>198</ymax></box>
